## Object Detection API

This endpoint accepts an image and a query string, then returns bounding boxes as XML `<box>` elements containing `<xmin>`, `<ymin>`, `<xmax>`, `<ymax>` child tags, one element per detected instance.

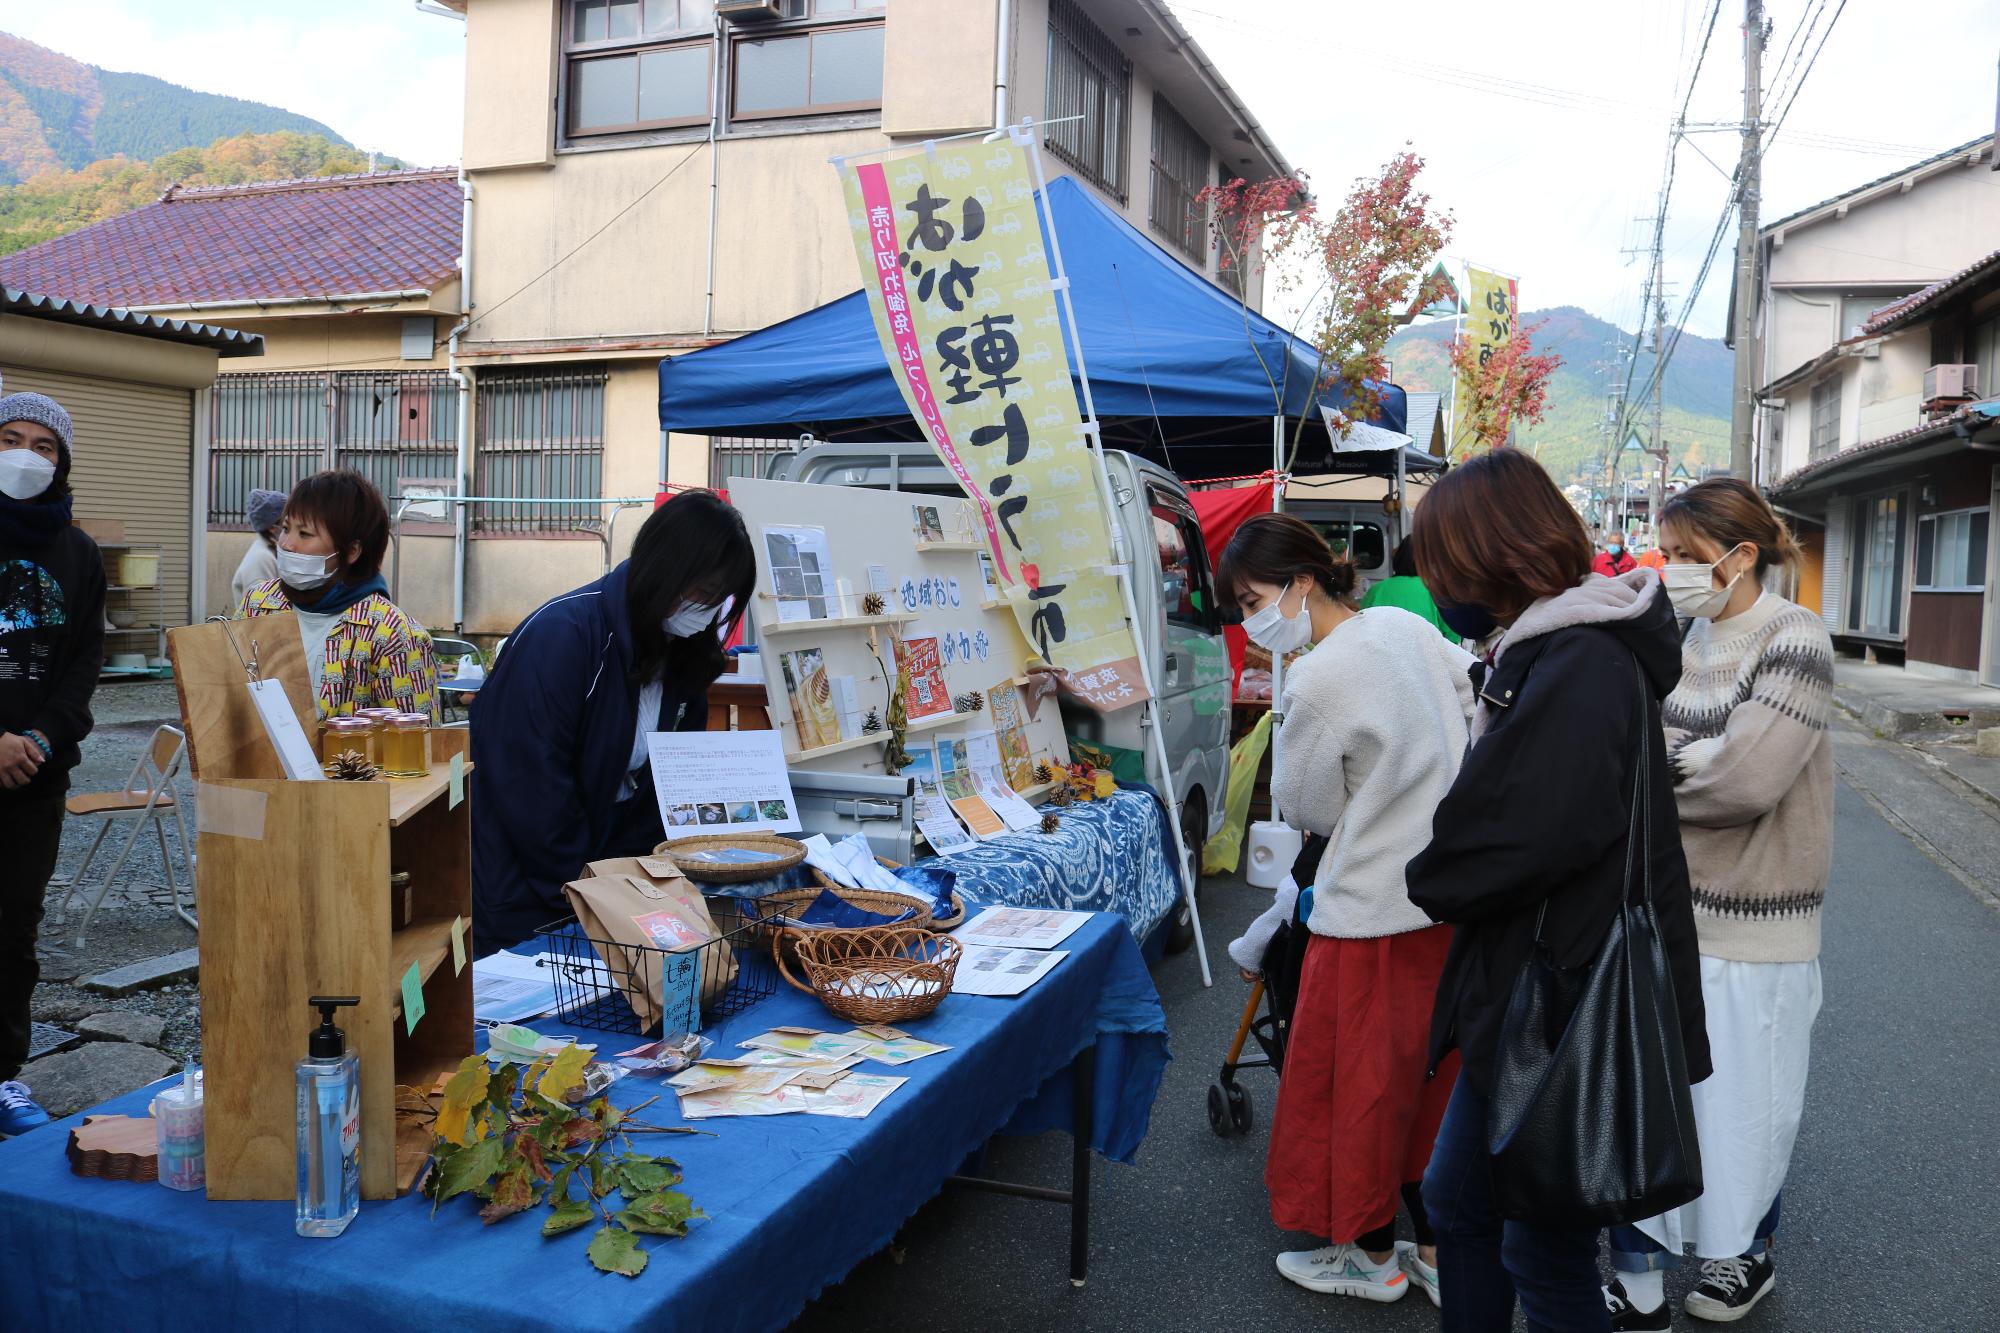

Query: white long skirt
<box><xmin>1635</xmin><ymin>955</ymin><xmax>1823</xmax><ymax>1259</ymax></box>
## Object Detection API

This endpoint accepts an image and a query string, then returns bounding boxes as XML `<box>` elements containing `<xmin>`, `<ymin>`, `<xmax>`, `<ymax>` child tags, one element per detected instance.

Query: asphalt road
<box><xmin>791</xmin><ymin>723</ymin><xmax>2000</xmax><ymax>1332</ymax></box>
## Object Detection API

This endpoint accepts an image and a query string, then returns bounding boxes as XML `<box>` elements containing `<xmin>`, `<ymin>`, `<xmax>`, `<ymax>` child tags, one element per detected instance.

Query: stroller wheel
<box><xmin>1226</xmin><ymin>1082</ymin><xmax>1253</xmax><ymax>1134</ymax></box>
<box><xmin>1206</xmin><ymin>1081</ymin><xmax>1232</xmax><ymax>1137</ymax></box>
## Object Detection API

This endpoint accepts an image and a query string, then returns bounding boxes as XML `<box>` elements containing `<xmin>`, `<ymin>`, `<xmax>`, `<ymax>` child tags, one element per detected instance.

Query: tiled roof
<box><xmin>1767</xmin><ymin>403</ymin><xmax>1992</xmax><ymax>498</ymax></box>
<box><xmin>2</xmin><ymin>287</ymin><xmax>263</xmax><ymax>355</ymax></box>
<box><xmin>1861</xmin><ymin>248</ymin><xmax>2000</xmax><ymax>336</ymax></box>
<box><xmin>0</xmin><ymin>169</ymin><xmax>461</xmax><ymax>309</ymax></box>
<box><xmin>1761</xmin><ymin>135</ymin><xmax>1993</xmax><ymax>235</ymax></box>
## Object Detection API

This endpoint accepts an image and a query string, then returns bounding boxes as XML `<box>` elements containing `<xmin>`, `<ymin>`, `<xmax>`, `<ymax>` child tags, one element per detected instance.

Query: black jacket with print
<box><xmin>0</xmin><ymin>524</ymin><xmax>105</xmax><ymax>799</ymax></box>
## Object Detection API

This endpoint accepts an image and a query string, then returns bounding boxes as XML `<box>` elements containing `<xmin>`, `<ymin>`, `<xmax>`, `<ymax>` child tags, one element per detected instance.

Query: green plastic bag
<box><xmin>1202</xmin><ymin>710</ymin><xmax>1272</xmax><ymax>876</ymax></box>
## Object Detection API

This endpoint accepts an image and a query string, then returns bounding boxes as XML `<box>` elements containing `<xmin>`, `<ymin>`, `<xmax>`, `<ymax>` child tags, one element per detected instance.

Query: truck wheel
<box><xmin>1166</xmin><ymin>795</ymin><xmax>1205</xmax><ymax>955</ymax></box>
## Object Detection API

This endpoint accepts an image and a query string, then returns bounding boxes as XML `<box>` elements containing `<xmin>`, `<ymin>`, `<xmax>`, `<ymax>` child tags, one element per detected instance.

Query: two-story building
<box><xmin>437</xmin><ymin>0</ymin><xmax>1288</xmax><ymax>632</ymax></box>
<box><xmin>1764</xmin><ymin>251</ymin><xmax>2000</xmax><ymax>687</ymax></box>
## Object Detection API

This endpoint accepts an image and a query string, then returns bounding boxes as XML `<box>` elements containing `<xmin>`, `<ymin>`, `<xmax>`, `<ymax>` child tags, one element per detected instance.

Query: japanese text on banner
<box><xmin>1452</xmin><ymin>265</ymin><xmax>1518</xmax><ymax>451</ymax></box>
<box><xmin>840</xmin><ymin>139</ymin><xmax>1148</xmax><ymax>710</ymax></box>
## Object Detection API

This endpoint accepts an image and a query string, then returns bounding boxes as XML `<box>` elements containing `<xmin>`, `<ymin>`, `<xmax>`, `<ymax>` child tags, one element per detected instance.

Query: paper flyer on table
<box><xmin>951</xmin><ymin>945</ymin><xmax>1070</xmax><ymax>996</ymax></box>
<box><xmin>739</xmin><ymin>1029</ymin><xmax>873</xmax><ymax>1061</ymax></box>
<box><xmin>471</xmin><ymin>952</ymin><xmax>561</xmax><ymax>1023</ymax></box>
<box><xmin>975</xmin><ymin>768</ymin><xmax>1041</xmax><ymax>831</ymax></box>
<box><xmin>915</xmin><ymin>792</ymin><xmax>976</xmax><ymax>855</ymax></box>
<box><xmin>648</xmin><ymin>729</ymin><xmax>802</xmax><ymax>838</ymax></box>
<box><xmin>949</xmin><ymin>793</ymin><xmax>1007</xmax><ymax>839</ymax></box>
<box><xmin>953</xmin><ymin>906</ymin><xmax>1092</xmax><ymax>950</ymax></box>
<box><xmin>841</xmin><ymin>1031</ymin><xmax>950</xmax><ymax>1065</ymax></box>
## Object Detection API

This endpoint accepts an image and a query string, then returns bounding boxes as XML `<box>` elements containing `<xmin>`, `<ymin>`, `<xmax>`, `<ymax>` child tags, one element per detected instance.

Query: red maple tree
<box><xmin>1445</xmin><ymin>318</ymin><xmax>1563</xmax><ymax>458</ymax></box>
<box><xmin>1200</xmin><ymin>151</ymin><xmax>1453</xmax><ymax>468</ymax></box>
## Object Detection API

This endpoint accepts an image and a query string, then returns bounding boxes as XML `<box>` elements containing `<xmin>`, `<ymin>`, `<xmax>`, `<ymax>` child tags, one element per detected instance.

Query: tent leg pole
<box><xmin>1267</xmin><ymin>415</ymin><xmax>1284</xmax><ymax>826</ymax></box>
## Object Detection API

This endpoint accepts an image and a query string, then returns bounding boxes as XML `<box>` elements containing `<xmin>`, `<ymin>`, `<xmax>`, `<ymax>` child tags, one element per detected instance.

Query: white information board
<box><xmin>727</xmin><ymin>476</ymin><xmax>1069</xmax><ymax>786</ymax></box>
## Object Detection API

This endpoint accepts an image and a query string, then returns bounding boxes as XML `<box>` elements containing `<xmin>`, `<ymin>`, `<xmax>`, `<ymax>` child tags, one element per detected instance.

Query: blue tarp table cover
<box><xmin>0</xmin><ymin>911</ymin><xmax>1167</xmax><ymax>1333</ymax></box>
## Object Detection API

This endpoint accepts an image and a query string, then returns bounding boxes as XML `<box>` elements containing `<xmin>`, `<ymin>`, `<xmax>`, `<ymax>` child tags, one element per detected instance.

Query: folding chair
<box><xmin>53</xmin><ymin>723</ymin><xmax>197</xmax><ymax>947</ymax></box>
<box><xmin>431</xmin><ymin>635</ymin><xmax>483</xmax><ymax>724</ymax></box>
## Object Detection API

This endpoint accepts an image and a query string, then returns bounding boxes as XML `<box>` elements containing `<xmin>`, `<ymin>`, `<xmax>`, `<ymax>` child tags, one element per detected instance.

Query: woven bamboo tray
<box><xmin>653</xmin><ymin>833</ymin><xmax>806</xmax><ymax>883</ymax></box>
<box><xmin>776</xmin><ymin>925</ymin><xmax>961</xmax><ymax>1024</ymax></box>
<box><xmin>805</xmin><ymin>856</ymin><xmax>966</xmax><ymax>930</ymax></box>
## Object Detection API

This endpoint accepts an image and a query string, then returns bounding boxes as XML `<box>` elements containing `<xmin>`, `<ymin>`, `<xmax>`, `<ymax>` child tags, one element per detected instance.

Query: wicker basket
<box><xmin>776</xmin><ymin>925</ymin><xmax>961</xmax><ymax>1024</ymax></box>
<box><xmin>805</xmin><ymin>857</ymin><xmax>966</xmax><ymax>930</ymax></box>
<box><xmin>653</xmin><ymin>833</ymin><xmax>806</xmax><ymax>883</ymax></box>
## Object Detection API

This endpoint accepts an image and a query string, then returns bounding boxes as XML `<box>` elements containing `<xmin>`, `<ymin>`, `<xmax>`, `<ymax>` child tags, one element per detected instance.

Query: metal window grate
<box><xmin>473</xmin><ymin>367</ymin><xmax>609</xmax><ymax>534</ymax></box>
<box><xmin>1149</xmin><ymin>94</ymin><xmax>1209</xmax><ymax>261</ymax></box>
<box><xmin>707</xmin><ymin>437</ymin><xmax>799</xmax><ymax>489</ymax></box>
<box><xmin>209</xmin><ymin>371</ymin><xmax>459</xmax><ymax>527</ymax></box>
<box><xmin>1045</xmin><ymin>0</ymin><xmax>1130</xmax><ymax>202</ymax></box>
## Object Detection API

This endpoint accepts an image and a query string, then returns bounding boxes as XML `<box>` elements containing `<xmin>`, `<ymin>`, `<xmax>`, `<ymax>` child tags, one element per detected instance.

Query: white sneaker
<box><xmin>1396</xmin><ymin>1240</ymin><xmax>1441</xmax><ymax>1309</ymax></box>
<box><xmin>1275</xmin><ymin>1243</ymin><xmax>1410</xmax><ymax>1301</ymax></box>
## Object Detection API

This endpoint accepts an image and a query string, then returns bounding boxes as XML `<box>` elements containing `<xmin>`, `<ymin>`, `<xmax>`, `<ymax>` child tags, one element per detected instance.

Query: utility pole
<box><xmin>1728</xmin><ymin>0</ymin><xmax>1766</xmax><ymax>479</ymax></box>
<box><xmin>1651</xmin><ymin>241</ymin><xmax>1669</xmax><ymax>532</ymax></box>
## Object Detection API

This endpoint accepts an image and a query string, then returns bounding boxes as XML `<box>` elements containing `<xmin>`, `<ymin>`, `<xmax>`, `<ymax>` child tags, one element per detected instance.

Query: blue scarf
<box><xmin>288</xmin><ymin>573</ymin><xmax>390</xmax><ymax>618</ymax></box>
<box><xmin>0</xmin><ymin>492</ymin><xmax>74</xmax><ymax>551</ymax></box>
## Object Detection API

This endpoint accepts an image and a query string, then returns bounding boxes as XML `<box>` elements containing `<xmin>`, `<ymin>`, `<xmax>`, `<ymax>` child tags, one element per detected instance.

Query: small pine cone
<box><xmin>1033</xmin><ymin>761</ymin><xmax>1055</xmax><ymax>785</ymax></box>
<box><xmin>1046</xmin><ymin>785</ymin><xmax>1074</xmax><ymax>807</ymax></box>
<box><xmin>1039</xmin><ymin>812</ymin><xmax>1061</xmax><ymax>834</ymax></box>
<box><xmin>328</xmin><ymin>750</ymin><xmax>381</xmax><ymax>782</ymax></box>
<box><xmin>862</xmin><ymin>591</ymin><xmax>886</xmax><ymax>616</ymax></box>
<box><xmin>953</xmin><ymin>690</ymin><xmax>984</xmax><ymax>713</ymax></box>
<box><xmin>861</xmin><ymin>707</ymin><xmax>883</xmax><ymax>733</ymax></box>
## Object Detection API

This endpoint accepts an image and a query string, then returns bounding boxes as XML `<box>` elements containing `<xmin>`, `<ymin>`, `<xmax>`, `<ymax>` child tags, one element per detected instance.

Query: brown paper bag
<box><xmin>563</xmin><ymin>858</ymin><xmax>737</xmax><ymax>1030</ymax></box>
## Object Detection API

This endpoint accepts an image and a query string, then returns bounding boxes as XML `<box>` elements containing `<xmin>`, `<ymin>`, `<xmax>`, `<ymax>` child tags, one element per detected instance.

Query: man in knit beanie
<box><xmin>0</xmin><ymin>392</ymin><xmax>74</xmax><ymax>461</ymax></box>
<box><xmin>232</xmin><ymin>487</ymin><xmax>288</xmax><ymax>605</ymax></box>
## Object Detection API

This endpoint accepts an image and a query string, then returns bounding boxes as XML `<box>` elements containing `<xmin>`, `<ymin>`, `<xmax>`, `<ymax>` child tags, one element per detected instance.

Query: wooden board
<box><xmin>166</xmin><ymin>615</ymin><xmax>317</xmax><ymax>780</ymax></box>
<box><xmin>67</xmin><ymin>1114</ymin><xmax>158</xmax><ymax>1182</ymax></box>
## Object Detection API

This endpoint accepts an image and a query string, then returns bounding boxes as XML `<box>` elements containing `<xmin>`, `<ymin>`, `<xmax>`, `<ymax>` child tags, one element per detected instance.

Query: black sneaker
<box><xmin>1684</xmin><ymin>1253</ymin><xmax>1775</xmax><ymax>1323</ymax></box>
<box><xmin>1605</xmin><ymin>1279</ymin><xmax>1672</xmax><ymax>1332</ymax></box>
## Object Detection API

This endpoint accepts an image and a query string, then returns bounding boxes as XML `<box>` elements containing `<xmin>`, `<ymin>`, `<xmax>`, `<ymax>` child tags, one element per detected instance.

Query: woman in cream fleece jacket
<box><xmin>1604</xmin><ymin>479</ymin><xmax>1835</xmax><ymax>1331</ymax></box>
<box><xmin>1217</xmin><ymin>513</ymin><xmax>1474</xmax><ymax>1309</ymax></box>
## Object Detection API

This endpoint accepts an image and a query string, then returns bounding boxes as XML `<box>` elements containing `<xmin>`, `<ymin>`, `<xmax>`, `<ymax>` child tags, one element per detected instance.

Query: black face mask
<box><xmin>1437</xmin><ymin>600</ymin><xmax>1498</xmax><ymax>641</ymax></box>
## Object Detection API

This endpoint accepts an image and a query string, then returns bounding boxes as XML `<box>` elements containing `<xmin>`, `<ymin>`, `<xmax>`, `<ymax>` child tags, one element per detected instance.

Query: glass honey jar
<box><xmin>354</xmin><ymin>707</ymin><xmax>400</xmax><ymax>764</ymax></box>
<box><xmin>380</xmin><ymin>712</ymin><xmax>431</xmax><ymax>778</ymax></box>
<box><xmin>320</xmin><ymin>717</ymin><xmax>375</xmax><ymax>769</ymax></box>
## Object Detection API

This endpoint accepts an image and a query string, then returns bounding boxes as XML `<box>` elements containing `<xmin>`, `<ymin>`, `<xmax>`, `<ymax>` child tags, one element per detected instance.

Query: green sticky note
<box><xmin>401</xmin><ymin>961</ymin><xmax>426</xmax><ymax>1035</ymax></box>
<box><xmin>448</xmin><ymin>752</ymin><xmax>465</xmax><ymax>808</ymax></box>
<box><xmin>450</xmin><ymin>915</ymin><xmax>467</xmax><ymax>976</ymax></box>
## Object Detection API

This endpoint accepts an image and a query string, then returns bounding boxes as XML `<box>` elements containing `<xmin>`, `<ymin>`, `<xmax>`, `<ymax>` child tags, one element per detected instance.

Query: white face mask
<box><xmin>0</xmin><ymin>450</ymin><xmax>56</xmax><ymax>501</ymax></box>
<box><xmin>1241</xmin><ymin>580</ymin><xmax>1313</xmax><ymax>655</ymax></box>
<box><xmin>664</xmin><ymin>598</ymin><xmax>725</xmax><ymax>638</ymax></box>
<box><xmin>275</xmin><ymin>544</ymin><xmax>339</xmax><ymax>592</ymax></box>
<box><xmin>1663</xmin><ymin>547</ymin><xmax>1748</xmax><ymax>621</ymax></box>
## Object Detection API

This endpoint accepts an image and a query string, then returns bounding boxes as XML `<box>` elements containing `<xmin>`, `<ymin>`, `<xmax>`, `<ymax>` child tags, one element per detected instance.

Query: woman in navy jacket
<box><xmin>470</xmin><ymin>492</ymin><xmax>755</xmax><ymax>955</ymax></box>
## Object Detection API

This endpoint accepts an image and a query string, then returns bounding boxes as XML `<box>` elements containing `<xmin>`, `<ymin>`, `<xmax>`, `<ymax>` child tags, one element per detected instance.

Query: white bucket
<box><xmin>1245</xmin><ymin>819</ymin><xmax>1303</xmax><ymax>889</ymax></box>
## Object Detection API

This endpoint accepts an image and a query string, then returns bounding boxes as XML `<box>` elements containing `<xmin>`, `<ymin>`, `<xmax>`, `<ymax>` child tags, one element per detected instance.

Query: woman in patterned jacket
<box><xmin>239</xmin><ymin>470</ymin><xmax>439</xmax><ymax>721</ymax></box>
<box><xmin>1604</xmin><ymin>479</ymin><xmax>1834</xmax><ymax>1330</ymax></box>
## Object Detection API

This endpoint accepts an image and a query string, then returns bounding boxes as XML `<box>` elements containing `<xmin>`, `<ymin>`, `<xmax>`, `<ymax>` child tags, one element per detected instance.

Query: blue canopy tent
<box><xmin>658</xmin><ymin>175</ymin><xmax>1437</xmax><ymax>481</ymax></box>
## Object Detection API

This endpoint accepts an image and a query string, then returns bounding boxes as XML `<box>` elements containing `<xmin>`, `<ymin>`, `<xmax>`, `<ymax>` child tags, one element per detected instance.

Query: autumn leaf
<box><xmin>563</xmin><ymin>1115</ymin><xmax>606</xmax><ymax>1149</ymax></box>
<box><xmin>518</xmin><ymin>1133</ymin><xmax>553</xmax><ymax>1182</ymax></box>
<box><xmin>617</xmin><ymin>1190</ymin><xmax>699</xmax><ymax>1237</ymax></box>
<box><xmin>538</xmin><ymin>1043</ymin><xmax>591</xmax><ymax>1102</ymax></box>
<box><xmin>435</xmin><ymin>1057</ymin><xmax>491</xmax><ymax>1147</ymax></box>
<box><xmin>433</xmin><ymin>1134</ymin><xmax>506</xmax><ymax>1207</ymax></box>
<box><xmin>587</xmin><ymin>1224</ymin><xmax>649</xmax><ymax>1277</ymax></box>
<box><xmin>478</xmin><ymin>1160</ymin><xmax>541</xmax><ymax>1224</ymax></box>
<box><xmin>542</xmin><ymin>1200</ymin><xmax>593</xmax><ymax>1237</ymax></box>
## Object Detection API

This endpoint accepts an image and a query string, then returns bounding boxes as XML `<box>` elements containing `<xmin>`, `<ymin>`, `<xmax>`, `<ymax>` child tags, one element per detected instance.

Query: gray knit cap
<box><xmin>0</xmin><ymin>392</ymin><xmax>73</xmax><ymax>458</ymax></box>
<box><xmin>245</xmin><ymin>488</ymin><xmax>288</xmax><ymax>533</ymax></box>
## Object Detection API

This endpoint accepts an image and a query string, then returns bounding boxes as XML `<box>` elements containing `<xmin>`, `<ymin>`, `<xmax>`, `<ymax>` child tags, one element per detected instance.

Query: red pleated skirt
<box><xmin>1265</xmin><ymin>924</ymin><xmax>1460</xmax><ymax>1242</ymax></box>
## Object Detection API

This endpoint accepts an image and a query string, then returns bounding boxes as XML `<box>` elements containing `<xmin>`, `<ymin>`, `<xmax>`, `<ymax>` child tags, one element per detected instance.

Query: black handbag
<box><xmin>1484</xmin><ymin>658</ymin><xmax>1704</xmax><ymax>1227</ymax></box>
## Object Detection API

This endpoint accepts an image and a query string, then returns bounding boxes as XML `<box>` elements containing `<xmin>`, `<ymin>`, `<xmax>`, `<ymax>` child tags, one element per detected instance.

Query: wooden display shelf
<box><xmin>785</xmin><ymin>707</ymin><xmax>963</xmax><ymax>762</ymax></box>
<box><xmin>915</xmin><ymin>539</ymin><xmax>984</xmax><ymax>552</ymax></box>
<box><xmin>165</xmin><ymin>615</ymin><xmax>474</xmax><ymax>1203</ymax></box>
<box><xmin>759</xmin><ymin>611</ymin><xmax>917</xmax><ymax>636</ymax></box>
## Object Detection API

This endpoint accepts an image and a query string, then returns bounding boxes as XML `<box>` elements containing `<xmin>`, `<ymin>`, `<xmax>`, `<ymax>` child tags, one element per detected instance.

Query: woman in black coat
<box><xmin>1404</xmin><ymin>449</ymin><xmax>1711</xmax><ymax>1333</ymax></box>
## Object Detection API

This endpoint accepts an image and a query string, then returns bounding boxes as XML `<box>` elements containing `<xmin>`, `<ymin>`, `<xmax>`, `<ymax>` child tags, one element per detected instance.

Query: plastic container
<box><xmin>380</xmin><ymin>713</ymin><xmax>430</xmax><ymax>778</ymax></box>
<box><xmin>1245</xmin><ymin>820</ymin><xmax>1304</xmax><ymax>890</ymax></box>
<box><xmin>116</xmin><ymin>550</ymin><xmax>159</xmax><ymax>588</ymax></box>
<box><xmin>152</xmin><ymin>1066</ymin><xmax>204</xmax><ymax>1192</ymax></box>
<box><xmin>297</xmin><ymin>997</ymin><xmax>360</xmax><ymax>1238</ymax></box>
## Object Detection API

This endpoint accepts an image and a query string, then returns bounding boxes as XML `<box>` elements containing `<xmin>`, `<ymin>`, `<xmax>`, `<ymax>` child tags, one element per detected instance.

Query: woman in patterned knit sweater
<box><xmin>1605</xmin><ymin>479</ymin><xmax>1834</xmax><ymax>1330</ymax></box>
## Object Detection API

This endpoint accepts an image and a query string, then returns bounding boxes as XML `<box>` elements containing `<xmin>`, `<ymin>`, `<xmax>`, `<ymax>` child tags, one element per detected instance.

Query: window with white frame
<box><xmin>1809</xmin><ymin>375</ymin><xmax>1840</xmax><ymax>459</ymax></box>
<box><xmin>1149</xmin><ymin>95</ymin><xmax>1209</xmax><ymax>261</ymax></box>
<box><xmin>1914</xmin><ymin>507</ymin><xmax>1990</xmax><ymax>592</ymax></box>
<box><xmin>1045</xmin><ymin>0</ymin><xmax>1130</xmax><ymax>202</ymax></box>
<box><xmin>562</xmin><ymin>0</ymin><xmax>884</xmax><ymax>140</ymax></box>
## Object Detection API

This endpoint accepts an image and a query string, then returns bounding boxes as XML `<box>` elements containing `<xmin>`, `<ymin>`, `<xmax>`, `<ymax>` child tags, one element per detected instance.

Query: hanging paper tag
<box><xmin>247</xmin><ymin>679</ymin><xmax>323</xmax><ymax>781</ymax></box>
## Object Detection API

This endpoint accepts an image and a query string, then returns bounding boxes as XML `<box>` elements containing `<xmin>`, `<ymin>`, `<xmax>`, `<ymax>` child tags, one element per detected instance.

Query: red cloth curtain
<box><xmin>1188</xmin><ymin>480</ymin><xmax>1274</xmax><ymax>693</ymax></box>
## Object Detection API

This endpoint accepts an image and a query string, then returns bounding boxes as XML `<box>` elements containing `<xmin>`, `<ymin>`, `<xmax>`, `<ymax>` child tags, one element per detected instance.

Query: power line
<box><xmin>1764</xmin><ymin>0</ymin><xmax>1849</xmax><ymax>150</ymax></box>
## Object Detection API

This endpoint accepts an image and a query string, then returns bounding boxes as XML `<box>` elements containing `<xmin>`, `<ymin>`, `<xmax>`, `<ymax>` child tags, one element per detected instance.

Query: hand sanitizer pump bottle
<box><xmin>296</xmin><ymin>996</ymin><xmax>361</xmax><ymax>1237</ymax></box>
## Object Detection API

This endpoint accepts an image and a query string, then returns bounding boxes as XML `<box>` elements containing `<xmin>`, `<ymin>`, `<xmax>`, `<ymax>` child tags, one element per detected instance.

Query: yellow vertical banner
<box><xmin>840</xmin><ymin>139</ymin><xmax>1149</xmax><ymax>710</ymax></box>
<box><xmin>1452</xmin><ymin>266</ymin><xmax>1519</xmax><ymax>451</ymax></box>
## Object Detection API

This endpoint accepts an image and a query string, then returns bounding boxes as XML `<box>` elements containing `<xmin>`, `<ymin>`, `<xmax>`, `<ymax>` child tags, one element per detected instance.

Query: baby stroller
<box><xmin>1207</xmin><ymin>833</ymin><xmax>1324</xmax><ymax>1137</ymax></box>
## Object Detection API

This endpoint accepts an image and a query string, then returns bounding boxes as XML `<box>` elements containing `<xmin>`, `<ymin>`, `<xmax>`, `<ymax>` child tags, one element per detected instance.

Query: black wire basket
<box><xmin>533</xmin><ymin>898</ymin><xmax>775</xmax><ymax>1036</ymax></box>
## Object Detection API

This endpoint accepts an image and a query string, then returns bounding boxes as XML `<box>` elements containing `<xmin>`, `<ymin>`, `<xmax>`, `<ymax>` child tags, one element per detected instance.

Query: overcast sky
<box><xmin>11</xmin><ymin>0</ymin><xmax>1999</xmax><ymax>344</ymax></box>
